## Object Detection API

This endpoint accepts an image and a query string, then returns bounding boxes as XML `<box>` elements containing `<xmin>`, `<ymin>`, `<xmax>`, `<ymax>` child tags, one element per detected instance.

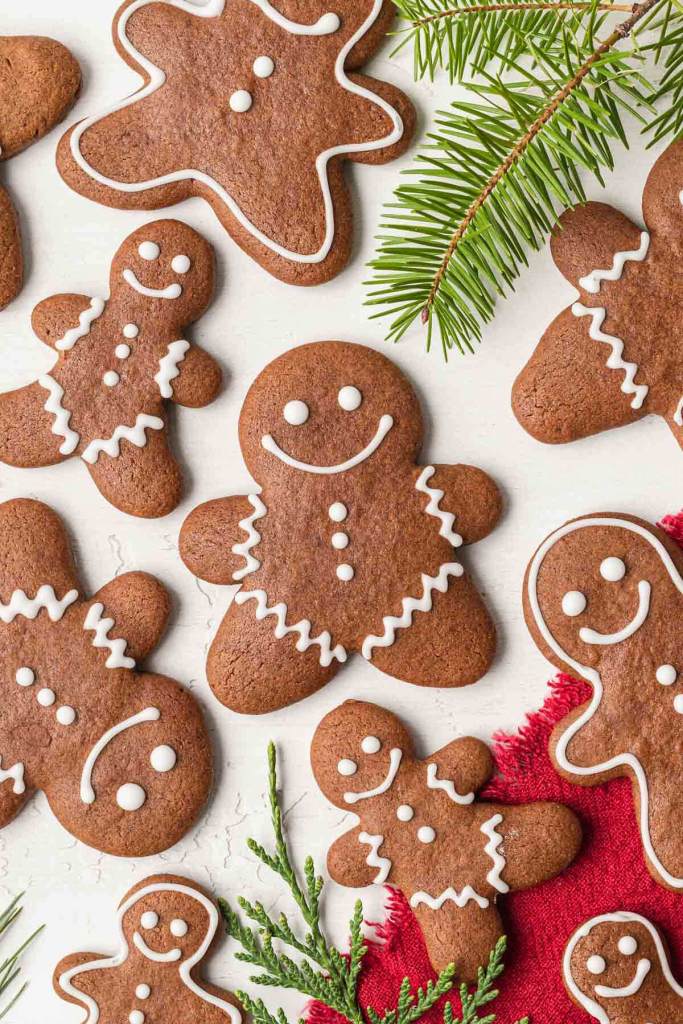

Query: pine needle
<box><xmin>0</xmin><ymin>894</ymin><xmax>43</xmax><ymax>1019</ymax></box>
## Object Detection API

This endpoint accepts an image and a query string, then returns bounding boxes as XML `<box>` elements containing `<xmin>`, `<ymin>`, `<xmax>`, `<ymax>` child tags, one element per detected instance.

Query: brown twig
<box><xmin>421</xmin><ymin>0</ymin><xmax>659</xmax><ymax>324</ymax></box>
<box><xmin>413</xmin><ymin>1</ymin><xmax>633</xmax><ymax>22</ymax></box>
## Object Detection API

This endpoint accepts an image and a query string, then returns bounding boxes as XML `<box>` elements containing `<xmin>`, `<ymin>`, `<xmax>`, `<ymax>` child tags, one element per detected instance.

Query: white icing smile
<box><xmin>579</xmin><ymin>579</ymin><xmax>651</xmax><ymax>645</ymax></box>
<box><xmin>133</xmin><ymin>931</ymin><xmax>181</xmax><ymax>962</ymax></box>
<box><xmin>123</xmin><ymin>268</ymin><xmax>182</xmax><ymax>299</ymax></box>
<box><xmin>343</xmin><ymin>747</ymin><xmax>402</xmax><ymax>804</ymax></box>
<box><xmin>595</xmin><ymin>958</ymin><xmax>651</xmax><ymax>998</ymax></box>
<box><xmin>262</xmin><ymin>414</ymin><xmax>393</xmax><ymax>475</ymax></box>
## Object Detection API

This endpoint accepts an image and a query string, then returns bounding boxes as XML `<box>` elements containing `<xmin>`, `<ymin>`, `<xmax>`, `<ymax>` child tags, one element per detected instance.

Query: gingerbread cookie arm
<box><xmin>31</xmin><ymin>294</ymin><xmax>97</xmax><ymax>350</ymax></box>
<box><xmin>167</xmin><ymin>343</ymin><xmax>222</xmax><ymax>408</ymax></box>
<box><xmin>550</xmin><ymin>202</ymin><xmax>646</xmax><ymax>292</ymax></box>
<box><xmin>418</xmin><ymin>465</ymin><xmax>502</xmax><ymax>544</ymax></box>
<box><xmin>0</xmin><ymin>185</ymin><xmax>22</xmax><ymax>310</ymax></box>
<box><xmin>0</xmin><ymin>776</ymin><xmax>32</xmax><ymax>830</ymax></box>
<box><xmin>427</xmin><ymin>736</ymin><xmax>493</xmax><ymax>797</ymax></box>
<box><xmin>85</xmin><ymin>422</ymin><xmax>182</xmax><ymax>518</ymax></box>
<box><xmin>342</xmin><ymin>73</ymin><xmax>415</xmax><ymax>167</ymax></box>
<box><xmin>180</xmin><ymin>496</ymin><xmax>261</xmax><ymax>584</ymax></box>
<box><xmin>327</xmin><ymin>826</ymin><xmax>386</xmax><ymax>888</ymax></box>
<box><xmin>53</xmin><ymin>952</ymin><xmax>109</xmax><ymax>1014</ymax></box>
<box><xmin>487</xmin><ymin>802</ymin><xmax>582</xmax><ymax>893</ymax></box>
<box><xmin>0</xmin><ymin>382</ymin><xmax>73</xmax><ymax>468</ymax></box>
<box><xmin>89</xmin><ymin>572</ymin><xmax>170</xmax><ymax>662</ymax></box>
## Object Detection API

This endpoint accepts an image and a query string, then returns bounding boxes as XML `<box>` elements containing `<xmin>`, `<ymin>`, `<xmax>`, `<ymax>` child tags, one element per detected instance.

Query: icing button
<box><xmin>103</xmin><ymin>370</ymin><xmax>120</xmax><ymax>388</ymax></box>
<box><xmin>396</xmin><ymin>804</ymin><xmax>414</xmax><ymax>822</ymax></box>
<box><xmin>56</xmin><ymin>706</ymin><xmax>76</xmax><ymax>726</ymax></box>
<box><xmin>115</xmin><ymin>343</ymin><xmax>131</xmax><ymax>360</ymax></box>
<box><xmin>37</xmin><ymin>688</ymin><xmax>56</xmax><ymax>707</ymax></box>
<box><xmin>130</xmin><ymin>1012</ymin><xmax>145</xmax><ymax>1024</ymax></box>
<box><xmin>15</xmin><ymin>667</ymin><xmax>35</xmax><ymax>687</ymax></box>
<box><xmin>136</xmin><ymin>984</ymin><xmax>151</xmax><ymax>999</ymax></box>
<box><xmin>336</xmin><ymin>563</ymin><xmax>354</xmax><ymax>582</ymax></box>
<box><xmin>417</xmin><ymin>825</ymin><xmax>436</xmax><ymax>844</ymax></box>
<box><xmin>329</xmin><ymin>502</ymin><xmax>348</xmax><ymax>523</ymax></box>
<box><xmin>123</xmin><ymin>323</ymin><xmax>139</xmax><ymax>339</ymax></box>
<box><xmin>230</xmin><ymin>89</ymin><xmax>253</xmax><ymax>113</ymax></box>
<box><xmin>253</xmin><ymin>55</ymin><xmax>275</xmax><ymax>78</ymax></box>
<box><xmin>656</xmin><ymin>664</ymin><xmax>677</xmax><ymax>686</ymax></box>
<box><xmin>331</xmin><ymin>532</ymin><xmax>349</xmax><ymax>550</ymax></box>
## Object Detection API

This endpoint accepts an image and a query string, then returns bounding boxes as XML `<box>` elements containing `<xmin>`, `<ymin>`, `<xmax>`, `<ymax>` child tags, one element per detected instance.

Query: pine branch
<box><xmin>0</xmin><ymin>894</ymin><xmax>43</xmax><ymax>1020</ymax></box>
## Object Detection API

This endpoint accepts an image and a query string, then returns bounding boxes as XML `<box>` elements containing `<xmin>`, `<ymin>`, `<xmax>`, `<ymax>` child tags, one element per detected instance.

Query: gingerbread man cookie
<box><xmin>0</xmin><ymin>499</ymin><xmax>213</xmax><ymax>856</ymax></box>
<box><xmin>512</xmin><ymin>141</ymin><xmax>683</xmax><ymax>451</ymax></box>
<box><xmin>564</xmin><ymin>912</ymin><xmax>683</xmax><ymax>1023</ymax></box>
<box><xmin>311</xmin><ymin>700</ymin><xmax>581</xmax><ymax>982</ymax></box>
<box><xmin>57</xmin><ymin>0</ymin><xmax>415</xmax><ymax>286</ymax></box>
<box><xmin>180</xmin><ymin>341</ymin><xmax>502</xmax><ymax>714</ymax></box>
<box><xmin>55</xmin><ymin>874</ymin><xmax>242</xmax><ymax>1023</ymax></box>
<box><xmin>0</xmin><ymin>220</ymin><xmax>220</xmax><ymax>518</ymax></box>
<box><xmin>524</xmin><ymin>512</ymin><xmax>683</xmax><ymax>891</ymax></box>
<box><xmin>0</xmin><ymin>34</ymin><xmax>80</xmax><ymax>308</ymax></box>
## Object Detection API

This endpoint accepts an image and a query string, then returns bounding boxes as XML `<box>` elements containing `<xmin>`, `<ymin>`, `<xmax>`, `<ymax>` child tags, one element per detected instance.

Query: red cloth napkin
<box><xmin>308</xmin><ymin>511</ymin><xmax>683</xmax><ymax>1024</ymax></box>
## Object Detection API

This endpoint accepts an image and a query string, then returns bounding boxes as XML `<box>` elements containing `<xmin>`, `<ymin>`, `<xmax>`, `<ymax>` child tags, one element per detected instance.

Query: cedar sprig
<box><xmin>443</xmin><ymin>938</ymin><xmax>528</xmax><ymax>1024</ymax></box>
<box><xmin>0</xmin><ymin>894</ymin><xmax>43</xmax><ymax>1020</ymax></box>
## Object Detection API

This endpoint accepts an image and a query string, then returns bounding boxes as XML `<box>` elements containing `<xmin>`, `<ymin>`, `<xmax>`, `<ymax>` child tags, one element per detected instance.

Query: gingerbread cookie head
<box><xmin>239</xmin><ymin>341</ymin><xmax>423</xmax><ymax>481</ymax></box>
<box><xmin>55</xmin><ymin>874</ymin><xmax>242</xmax><ymax>1024</ymax></box>
<box><xmin>524</xmin><ymin>513</ymin><xmax>683</xmax><ymax>890</ymax></box>
<box><xmin>0</xmin><ymin>499</ymin><xmax>213</xmax><ymax>856</ymax></box>
<box><xmin>513</xmin><ymin>140</ymin><xmax>683</xmax><ymax>451</ymax></box>
<box><xmin>564</xmin><ymin>912</ymin><xmax>683</xmax><ymax>1023</ymax></box>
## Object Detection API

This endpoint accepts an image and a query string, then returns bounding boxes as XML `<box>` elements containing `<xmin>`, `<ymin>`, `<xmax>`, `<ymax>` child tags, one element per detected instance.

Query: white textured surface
<box><xmin>0</xmin><ymin>3</ymin><xmax>678</xmax><ymax>1020</ymax></box>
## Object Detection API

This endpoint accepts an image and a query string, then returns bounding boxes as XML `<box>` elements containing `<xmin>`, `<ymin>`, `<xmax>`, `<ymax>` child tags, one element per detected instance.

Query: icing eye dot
<box><xmin>230</xmin><ymin>89</ymin><xmax>253</xmax><ymax>113</ymax></box>
<box><xmin>338</xmin><ymin>386</ymin><xmax>362</xmax><ymax>412</ymax></box>
<box><xmin>586</xmin><ymin>955</ymin><xmax>606</xmax><ymax>975</ymax></box>
<box><xmin>56</xmin><ymin>706</ymin><xmax>76</xmax><ymax>726</ymax></box>
<box><xmin>361</xmin><ymin>736</ymin><xmax>381</xmax><ymax>754</ymax></box>
<box><xmin>331</xmin><ymin>532</ymin><xmax>349</xmax><ymax>550</ymax></box>
<box><xmin>618</xmin><ymin>935</ymin><xmax>638</xmax><ymax>956</ymax></box>
<box><xmin>115</xmin><ymin>343</ymin><xmax>131</xmax><ymax>360</ymax></box>
<box><xmin>329</xmin><ymin>502</ymin><xmax>348</xmax><ymax>523</ymax></box>
<box><xmin>117</xmin><ymin>783</ymin><xmax>147</xmax><ymax>812</ymax></box>
<box><xmin>138</xmin><ymin>241</ymin><xmax>160</xmax><ymax>261</ymax></box>
<box><xmin>253</xmin><ymin>55</ymin><xmax>275</xmax><ymax>78</ymax></box>
<box><xmin>337</xmin><ymin>758</ymin><xmax>357</xmax><ymax>777</ymax></box>
<box><xmin>103</xmin><ymin>371</ymin><xmax>120</xmax><ymax>388</ymax></box>
<box><xmin>336</xmin><ymin>563</ymin><xmax>354</xmax><ymax>582</ymax></box>
<box><xmin>600</xmin><ymin>557</ymin><xmax>626</xmax><ymax>582</ymax></box>
<box><xmin>37</xmin><ymin>688</ymin><xmax>55</xmax><ymax>707</ymax></box>
<box><xmin>562</xmin><ymin>590</ymin><xmax>587</xmax><ymax>617</ymax></box>
<box><xmin>15</xmin><ymin>667</ymin><xmax>34</xmax><ymax>687</ymax></box>
<box><xmin>283</xmin><ymin>400</ymin><xmax>309</xmax><ymax>426</ymax></box>
<box><xmin>150</xmin><ymin>745</ymin><xmax>177</xmax><ymax>773</ymax></box>
<box><xmin>417</xmin><ymin>826</ymin><xmax>436</xmax><ymax>844</ymax></box>
<box><xmin>396</xmin><ymin>804</ymin><xmax>414</xmax><ymax>822</ymax></box>
<box><xmin>656</xmin><ymin>664</ymin><xmax>678</xmax><ymax>686</ymax></box>
<box><xmin>170</xmin><ymin>918</ymin><xmax>188</xmax><ymax>937</ymax></box>
<box><xmin>674</xmin><ymin>694</ymin><xmax>683</xmax><ymax>714</ymax></box>
<box><xmin>140</xmin><ymin>911</ymin><xmax>159</xmax><ymax>930</ymax></box>
<box><xmin>171</xmin><ymin>254</ymin><xmax>191</xmax><ymax>274</ymax></box>
<box><xmin>129</xmin><ymin>1013</ymin><xmax>145</xmax><ymax>1024</ymax></box>
<box><xmin>136</xmin><ymin>984</ymin><xmax>151</xmax><ymax>999</ymax></box>
<box><xmin>123</xmin><ymin>323</ymin><xmax>139</xmax><ymax>339</ymax></box>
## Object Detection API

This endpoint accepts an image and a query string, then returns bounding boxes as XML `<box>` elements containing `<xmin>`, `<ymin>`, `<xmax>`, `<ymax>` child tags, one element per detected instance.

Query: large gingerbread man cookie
<box><xmin>0</xmin><ymin>34</ymin><xmax>80</xmax><ymax>308</ymax></box>
<box><xmin>57</xmin><ymin>0</ymin><xmax>415</xmax><ymax>286</ymax></box>
<box><xmin>0</xmin><ymin>219</ymin><xmax>220</xmax><ymax>518</ymax></box>
<box><xmin>180</xmin><ymin>341</ymin><xmax>502</xmax><ymax>714</ymax></box>
<box><xmin>524</xmin><ymin>512</ymin><xmax>683</xmax><ymax>891</ymax></box>
<box><xmin>55</xmin><ymin>874</ymin><xmax>242</xmax><ymax>1023</ymax></box>
<box><xmin>0</xmin><ymin>499</ymin><xmax>213</xmax><ymax>856</ymax></box>
<box><xmin>512</xmin><ymin>141</ymin><xmax>683</xmax><ymax>451</ymax></box>
<box><xmin>564</xmin><ymin>912</ymin><xmax>683</xmax><ymax>1023</ymax></box>
<box><xmin>311</xmin><ymin>700</ymin><xmax>581</xmax><ymax>982</ymax></box>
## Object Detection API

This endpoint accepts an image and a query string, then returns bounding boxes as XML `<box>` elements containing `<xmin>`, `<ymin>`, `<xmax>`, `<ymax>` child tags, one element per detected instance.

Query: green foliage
<box><xmin>0</xmin><ymin>894</ymin><xmax>42</xmax><ymax>1020</ymax></box>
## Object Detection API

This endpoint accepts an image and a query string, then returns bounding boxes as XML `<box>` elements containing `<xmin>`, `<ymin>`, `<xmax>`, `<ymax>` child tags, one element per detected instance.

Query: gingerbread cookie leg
<box><xmin>0</xmin><ymin>184</ymin><xmax>21</xmax><ymax>310</ymax></box>
<box><xmin>84</xmin><ymin>422</ymin><xmax>182</xmax><ymax>518</ymax></box>
<box><xmin>412</xmin><ymin>900</ymin><xmax>504</xmax><ymax>979</ymax></box>
<box><xmin>0</xmin><ymin>381</ymin><xmax>73</xmax><ymax>467</ymax></box>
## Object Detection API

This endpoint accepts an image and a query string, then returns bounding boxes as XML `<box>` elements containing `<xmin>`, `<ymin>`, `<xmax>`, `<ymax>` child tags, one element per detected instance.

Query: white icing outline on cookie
<box><xmin>262</xmin><ymin>414</ymin><xmax>394</xmax><ymax>474</ymax></box>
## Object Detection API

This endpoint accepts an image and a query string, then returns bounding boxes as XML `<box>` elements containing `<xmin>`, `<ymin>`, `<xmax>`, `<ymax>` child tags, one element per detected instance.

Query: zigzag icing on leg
<box><xmin>0</xmin><ymin>585</ymin><xmax>78</xmax><ymax>623</ymax></box>
<box><xmin>39</xmin><ymin>374</ymin><xmax>80</xmax><ymax>455</ymax></box>
<box><xmin>415</xmin><ymin>467</ymin><xmax>463</xmax><ymax>547</ymax></box>
<box><xmin>83</xmin><ymin>602</ymin><xmax>135</xmax><ymax>669</ymax></box>
<box><xmin>232</xmin><ymin>495</ymin><xmax>267</xmax><ymax>581</ymax></box>
<box><xmin>234</xmin><ymin>589</ymin><xmax>346</xmax><ymax>667</ymax></box>
<box><xmin>572</xmin><ymin>303</ymin><xmax>649</xmax><ymax>410</ymax></box>
<box><xmin>81</xmin><ymin>414</ymin><xmax>164</xmax><ymax>463</ymax></box>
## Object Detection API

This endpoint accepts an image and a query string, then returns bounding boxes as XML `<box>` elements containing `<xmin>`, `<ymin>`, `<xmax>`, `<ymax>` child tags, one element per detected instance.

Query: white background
<box><xmin>0</xmin><ymin>2</ymin><xmax>679</xmax><ymax>1019</ymax></box>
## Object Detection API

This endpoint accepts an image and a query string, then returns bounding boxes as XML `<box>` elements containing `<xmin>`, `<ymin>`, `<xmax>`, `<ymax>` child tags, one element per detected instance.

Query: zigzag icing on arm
<box><xmin>81</xmin><ymin>414</ymin><xmax>164</xmax><ymax>463</ymax></box>
<box><xmin>0</xmin><ymin>757</ymin><xmax>25</xmax><ymax>795</ymax></box>
<box><xmin>426</xmin><ymin>763</ymin><xmax>474</xmax><ymax>805</ymax></box>
<box><xmin>83</xmin><ymin>603</ymin><xmax>135</xmax><ymax>669</ymax></box>
<box><xmin>234</xmin><ymin>589</ymin><xmax>347</xmax><ymax>667</ymax></box>
<box><xmin>572</xmin><ymin>303</ymin><xmax>649</xmax><ymax>410</ymax></box>
<box><xmin>578</xmin><ymin>231</ymin><xmax>650</xmax><ymax>294</ymax></box>
<box><xmin>410</xmin><ymin>886</ymin><xmax>489</xmax><ymax>911</ymax></box>
<box><xmin>55</xmin><ymin>298</ymin><xmax>106</xmax><ymax>351</ymax></box>
<box><xmin>480</xmin><ymin>813</ymin><xmax>509</xmax><ymax>893</ymax></box>
<box><xmin>0</xmin><ymin>585</ymin><xmax>78</xmax><ymax>623</ymax></box>
<box><xmin>358</xmin><ymin>832</ymin><xmax>392</xmax><ymax>883</ymax></box>
<box><xmin>362</xmin><ymin>563</ymin><xmax>464</xmax><ymax>660</ymax></box>
<box><xmin>39</xmin><ymin>375</ymin><xmax>80</xmax><ymax>454</ymax></box>
<box><xmin>154</xmin><ymin>340</ymin><xmax>190</xmax><ymax>398</ymax></box>
<box><xmin>232</xmin><ymin>495</ymin><xmax>267</xmax><ymax>581</ymax></box>
<box><xmin>415</xmin><ymin>467</ymin><xmax>463</xmax><ymax>547</ymax></box>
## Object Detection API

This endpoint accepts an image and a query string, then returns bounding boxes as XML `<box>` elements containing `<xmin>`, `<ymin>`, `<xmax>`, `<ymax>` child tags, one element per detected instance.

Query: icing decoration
<box><xmin>417</xmin><ymin>825</ymin><xmax>435</xmax><ymax>844</ymax></box>
<box><xmin>229</xmin><ymin>90</ymin><xmax>252</xmax><ymax>113</ymax></box>
<box><xmin>39</xmin><ymin>375</ymin><xmax>80</xmax><ymax>454</ymax></box>
<box><xmin>55</xmin><ymin>298</ymin><xmax>106</xmax><ymax>351</ymax></box>
<box><xmin>578</xmin><ymin>580</ymin><xmax>651</xmax><ymax>644</ymax></box>
<box><xmin>675</xmin><ymin>396</ymin><xmax>683</xmax><ymax>426</ymax></box>
<box><xmin>154</xmin><ymin>339</ymin><xmax>190</xmax><ymax>398</ymax></box>
<box><xmin>171</xmin><ymin>254</ymin><xmax>191</xmax><ymax>273</ymax></box>
<box><xmin>415</xmin><ymin>467</ymin><xmax>463</xmax><ymax>547</ymax></box>
<box><xmin>37</xmin><ymin>688</ymin><xmax>56</xmax><ymax>707</ymax></box>
<box><xmin>115</xmin><ymin>344</ymin><xmax>131</xmax><ymax>359</ymax></box>
<box><xmin>262</xmin><ymin>414</ymin><xmax>394</xmax><ymax>474</ymax></box>
<box><xmin>232</xmin><ymin>494</ymin><xmax>267</xmax><ymax>582</ymax></box>
<box><xmin>329</xmin><ymin>502</ymin><xmax>347</xmax><ymax>522</ymax></box>
<box><xmin>134</xmin><ymin>932</ymin><xmax>179</xmax><ymax>961</ymax></box>
<box><xmin>396</xmin><ymin>804</ymin><xmax>413</xmax><ymax>821</ymax></box>
<box><xmin>571</xmin><ymin>303</ymin><xmax>649</xmax><ymax>410</ymax></box>
<box><xmin>136</xmin><ymin>985</ymin><xmax>151</xmax><ymax>999</ymax></box>
<box><xmin>0</xmin><ymin>758</ymin><xmax>25</xmax><ymax>795</ymax></box>
<box><xmin>81</xmin><ymin>414</ymin><xmax>164</xmax><ymax>464</ymax></box>
<box><xmin>331</xmin><ymin>532</ymin><xmax>349</xmax><ymax>550</ymax></box>
<box><xmin>15</xmin><ymin>667</ymin><xmax>35</xmax><ymax>687</ymax></box>
<box><xmin>234</xmin><ymin>589</ymin><xmax>347</xmax><ymax>667</ymax></box>
<box><xmin>562</xmin><ymin>590</ymin><xmax>586</xmax><ymax>617</ymax></box>
<box><xmin>528</xmin><ymin>516</ymin><xmax>683</xmax><ymax>888</ymax></box>
<box><xmin>253</xmin><ymin>55</ymin><xmax>274</xmax><ymax>78</ymax></box>
<box><xmin>69</xmin><ymin>0</ymin><xmax>403</xmax><ymax>265</ymax></box>
<box><xmin>56</xmin><ymin>706</ymin><xmax>77</xmax><ymax>726</ymax></box>
<box><xmin>618</xmin><ymin>935</ymin><xmax>638</xmax><ymax>955</ymax></box>
<box><xmin>361</xmin><ymin>735</ymin><xmax>381</xmax><ymax>754</ymax></box>
<box><xmin>337</xmin><ymin>759</ymin><xmax>357</xmax><ymax>776</ymax></box>
<box><xmin>123</xmin><ymin>323</ymin><xmax>139</xmax><ymax>339</ymax></box>
<box><xmin>344</xmin><ymin>748</ymin><xmax>402</xmax><ymax>804</ymax></box>
<box><xmin>150</xmin><ymin>745</ymin><xmax>177</xmax><ymax>772</ymax></box>
<box><xmin>338</xmin><ymin>385</ymin><xmax>362</xmax><ymax>411</ymax></box>
<box><xmin>0</xmin><ymin>585</ymin><xmax>78</xmax><ymax>623</ymax></box>
<box><xmin>426</xmin><ymin>762</ymin><xmax>474</xmax><ymax>806</ymax></box>
<box><xmin>84</xmin><ymin>602</ymin><xmax>136</xmax><ymax>669</ymax></box>
<box><xmin>103</xmin><ymin>370</ymin><xmax>120</xmax><ymax>388</ymax></box>
<box><xmin>139</xmin><ymin>241</ymin><xmax>160</xmax><ymax>260</ymax></box>
<box><xmin>587</xmin><ymin>956</ymin><xmax>606</xmax><ymax>975</ymax></box>
<box><xmin>129</xmin><ymin>1012</ymin><xmax>144</xmax><ymax>1024</ymax></box>
<box><xmin>410</xmin><ymin>886</ymin><xmax>489</xmax><ymax>911</ymax></box>
<box><xmin>578</xmin><ymin>231</ymin><xmax>650</xmax><ymax>294</ymax></box>
<box><xmin>80</xmin><ymin>707</ymin><xmax>161</xmax><ymax>804</ymax></box>
<box><xmin>480</xmin><ymin>813</ymin><xmax>509</xmax><ymax>893</ymax></box>
<box><xmin>141</xmin><ymin>912</ymin><xmax>158</xmax><ymax>929</ymax></box>
<box><xmin>123</xmin><ymin>268</ymin><xmax>182</xmax><ymax>299</ymax></box>
<box><xmin>283</xmin><ymin>399</ymin><xmax>309</xmax><ymax>426</ymax></box>
<box><xmin>170</xmin><ymin>919</ymin><xmax>188</xmax><ymax>937</ymax></box>
<box><xmin>595</xmin><ymin>958</ymin><xmax>651</xmax><ymax>998</ymax></box>
<box><xmin>362</xmin><ymin>563</ymin><xmax>464</xmax><ymax>661</ymax></box>
<box><xmin>674</xmin><ymin>694</ymin><xmax>683</xmax><ymax>714</ymax></box>
<box><xmin>600</xmin><ymin>556</ymin><xmax>626</xmax><ymax>582</ymax></box>
<box><xmin>359</xmin><ymin>832</ymin><xmax>392</xmax><ymax>883</ymax></box>
<box><xmin>118</xmin><ymin>783</ymin><xmax>146</xmax><ymax>811</ymax></box>
<box><xmin>336</xmin><ymin>563</ymin><xmax>354</xmax><ymax>582</ymax></box>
